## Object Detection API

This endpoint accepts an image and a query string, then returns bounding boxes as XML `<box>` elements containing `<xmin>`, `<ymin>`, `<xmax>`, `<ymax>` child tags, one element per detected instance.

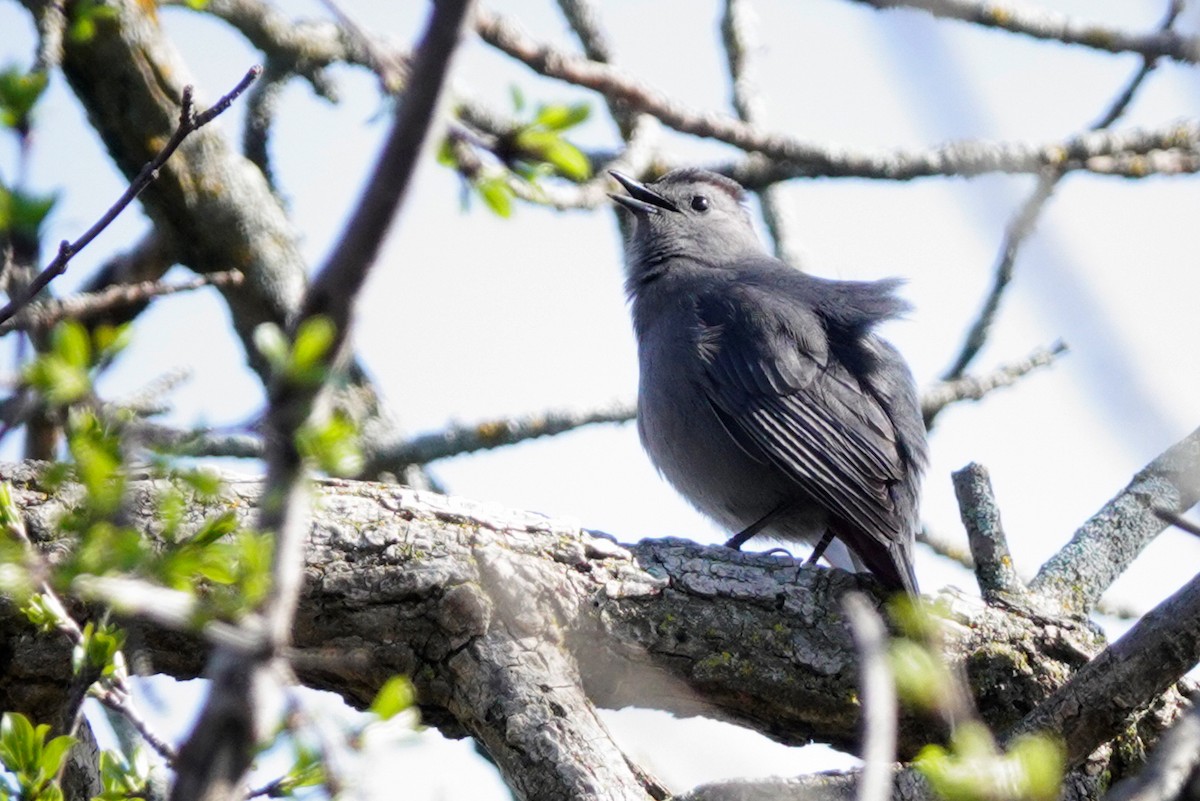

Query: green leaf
<box><xmin>887</xmin><ymin>639</ymin><xmax>949</xmax><ymax>712</ymax></box>
<box><xmin>187</xmin><ymin>511</ymin><xmax>239</xmax><ymax>549</ymax></box>
<box><xmin>476</xmin><ymin>176</ymin><xmax>513</xmax><ymax>218</ymax></box>
<box><xmin>1008</xmin><ymin>734</ymin><xmax>1065</xmax><ymax>801</ymax></box>
<box><xmin>0</xmin><ymin>66</ymin><xmax>48</xmax><ymax>131</ymax></box>
<box><xmin>509</xmin><ymin>84</ymin><xmax>526</xmax><ymax>113</ymax></box>
<box><xmin>0</xmin><ymin>187</ymin><xmax>58</xmax><ymax>240</ymax></box>
<box><xmin>289</xmin><ymin>315</ymin><xmax>337</xmax><ymax>382</ymax></box>
<box><xmin>52</xmin><ymin>321</ymin><xmax>91</xmax><ymax>370</ymax></box>
<box><xmin>253</xmin><ymin>323</ymin><xmax>289</xmax><ymax>373</ymax></box>
<box><xmin>0</xmin><ymin>482</ymin><xmax>21</xmax><ymax>533</ymax></box>
<box><xmin>91</xmin><ymin>323</ymin><xmax>132</xmax><ymax>361</ymax></box>
<box><xmin>67</xmin><ymin>0</ymin><xmax>118</xmax><ymax>43</ymax></box>
<box><xmin>513</xmin><ymin>129</ymin><xmax>591</xmax><ymax>181</ymax></box>
<box><xmin>370</xmin><ymin>675</ymin><xmax>416</xmax><ymax>721</ymax></box>
<box><xmin>540</xmin><ymin>139</ymin><xmax>591</xmax><ymax>181</ymax></box>
<box><xmin>36</xmin><ymin>735</ymin><xmax>76</xmax><ymax>786</ymax></box>
<box><xmin>98</xmin><ymin>750</ymin><xmax>146</xmax><ymax>799</ymax></box>
<box><xmin>532</xmin><ymin>102</ymin><xmax>590</xmax><ymax>131</ymax></box>
<box><xmin>21</xmin><ymin>594</ymin><xmax>63</xmax><ymax>633</ymax></box>
<box><xmin>436</xmin><ymin>137</ymin><xmax>460</xmax><ymax>169</ymax></box>
<box><xmin>23</xmin><ymin>356</ymin><xmax>90</xmax><ymax>406</ymax></box>
<box><xmin>296</xmin><ymin>410</ymin><xmax>362</xmax><ymax>477</ymax></box>
<box><xmin>0</xmin><ymin>711</ymin><xmax>38</xmax><ymax>774</ymax></box>
<box><xmin>175</xmin><ymin>466</ymin><xmax>223</xmax><ymax>498</ymax></box>
<box><xmin>284</xmin><ymin>743</ymin><xmax>325</xmax><ymax>792</ymax></box>
<box><xmin>183</xmin><ymin>0</ymin><xmax>210</xmax><ymax>8</ymax></box>
<box><xmin>66</xmin><ymin>410</ymin><xmax>125</xmax><ymax>515</ymax></box>
<box><xmin>73</xmin><ymin>620</ymin><xmax>125</xmax><ymax>677</ymax></box>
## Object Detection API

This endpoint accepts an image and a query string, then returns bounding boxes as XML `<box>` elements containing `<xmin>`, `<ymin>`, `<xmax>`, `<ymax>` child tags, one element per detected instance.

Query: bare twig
<box><xmin>555</xmin><ymin>0</ymin><xmax>639</xmax><ymax>140</ymax></box>
<box><xmin>169</xmin><ymin>4</ymin><xmax>476</xmax><ymax>799</ymax></box>
<box><xmin>914</xmin><ymin>528</ymin><xmax>1143</xmax><ymax>620</ymax></box>
<box><xmin>720</xmin><ymin>0</ymin><xmax>805</xmax><ymax>268</ymax></box>
<box><xmin>942</xmin><ymin>0</ymin><xmax>1184</xmax><ymax>381</ymax></box>
<box><xmin>1029</xmin><ymin>426</ymin><xmax>1200</xmax><ymax>616</ymax></box>
<box><xmin>242</xmin><ymin>60</ymin><xmax>288</xmax><ymax>190</ymax></box>
<box><xmin>922</xmin><ymin>341</ymin><xmax>1067</xmax><ymax>426</ymax></box>
<box><xmin>0</xmin><ymin>271</ymin><xmax>244</xmax><ymax>335</ymax></box>
<box><xmin>843</xmin><ymin>594</ymin><xmax>897</xmax><ymax>801</ymax></box>
<box><xmin>91</xmin><ymin>685</ymin><xmax>179</xmax><ymax>764</ymax></box>
<box><xmin>365</xmin><ymin>402</ymin><xmax>635</xmax><ymax>473</ymax></box>
<box><xmin>1154</xmin><ymin>507</ymin><xmax>1200</xmax><ymax>539</ymax></box>
<box><xmin>476</xmin><ymin>8</ymin><xmax>1200</xmax><ymax>181</ymax></box>
<box><xmin>941</xmin><ymin>176</ymin><xmax>1060</xmax><ymax>381</ymax></box>
<box><xmin>843</xmin><ymin>0</ymin><xmax>1200</xmax><ymax>64</ymax></box>
<box><xmin>0</xmin><ymin>67</ymin><xmax>261</xmax><ymax>328</ymax></box>
<box><xmin>916</xmin><ymin>528</ymin><xmax>975</xmax><ymax>570</ymax></box>
<box><xmin>952</xmin><ymin>463</ymin><xmax>1027</xmax><ymax>602</ymax></box>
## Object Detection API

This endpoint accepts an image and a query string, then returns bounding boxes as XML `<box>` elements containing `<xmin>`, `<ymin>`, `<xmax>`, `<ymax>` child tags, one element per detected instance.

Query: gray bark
<box><xmin>0</xmin><ymin>461</ymin><xmax>1193</xmax><ymax>800</ymax></box>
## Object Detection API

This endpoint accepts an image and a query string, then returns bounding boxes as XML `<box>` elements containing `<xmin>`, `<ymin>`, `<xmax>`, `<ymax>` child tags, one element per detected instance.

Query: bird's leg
<box><xmin>724</xmin><ymin>502</ymin><xmax>787</xmax><ymax>550</ymax></box>
<box><xmin>805</xmin><ymin>529</ymin><xmax>837</xmax><ymax>565</ymax></box>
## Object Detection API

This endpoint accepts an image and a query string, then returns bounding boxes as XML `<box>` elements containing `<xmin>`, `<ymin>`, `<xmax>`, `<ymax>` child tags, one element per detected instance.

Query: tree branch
<box><xmin>922</xmin><ymin>341</ymin><xmax>1067</xmax><ymax>427</ymax></box>
<box><xmin>1013</xmin><ymin>569</ymin><xmax>1200</xmax><ymax>767</ymax></box>
<box><xmin>952</xmin><ymin>463</ymin><xmax>1027</xmax><ymax>603</ymax></box>
<box><xmin>1029</xmin><ymin>426</ymin><xmax>1200</xmax><ymax>615</ymax></box>
<box><xmin>720</xmin><ymin>0</ymin><xmax>805</xmax><ymax>268</ymax></box>
<box><xmin>842</xmin><ymin>0</ymin><xmax>1200</xmax><ymax>64</ymax></box>
<box><xmin>844</xmin><ymin>594</ymin><xmax>897</xmax><ymax>801</ymax></box>
<box><xmin>0</xmin><ymin>271</ymin><xmax>244</xmax><ymax>335</ymax></box>
<box><xmin>0</xmin><ymin>68</ymin><xmax>260</xmax><ymax>328</ymax></box>
<box><xmin>941</xmin><ymin>0</ymin><xmax>1182</xmax><ymax>381</ymax></box>
<box><xmin>475</xmin><ymin>8</ymin><xmax>1200</xmax><ymax>182</ymax></box>
<box><xmin>365</xmin><ymin>402</ymin><xmax>635</xmax><ymax>472</ymax></box>
<box><xmin>169</xmin><ymin>1</ymin><xmax>476</xmax><ymax>798</ymax></box>
<box><xmin>1104</xmin><ymin>703</ymin><xmax>1200</xmax><ymax>801</ymax></box>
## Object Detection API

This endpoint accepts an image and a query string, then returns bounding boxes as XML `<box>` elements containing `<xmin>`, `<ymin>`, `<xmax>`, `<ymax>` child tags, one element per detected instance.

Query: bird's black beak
<box><xmin>609</xmin><ymin>171</ymin><xmax>680</xmax><ymax>215</ymax></box>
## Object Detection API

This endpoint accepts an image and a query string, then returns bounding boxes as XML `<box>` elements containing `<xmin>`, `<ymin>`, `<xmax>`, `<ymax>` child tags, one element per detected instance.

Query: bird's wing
<box><xmin>695</xmin><ymin>284</ymin><xmax>909</xmax><ymax>551</ymax></box>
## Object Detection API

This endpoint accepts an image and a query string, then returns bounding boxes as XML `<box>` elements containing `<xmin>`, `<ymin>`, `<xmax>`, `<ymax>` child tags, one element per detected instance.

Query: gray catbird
<box><xmin>610</xmin><ymin>168</ymin><xmax>927</xmax><ymax>595</ymax></box>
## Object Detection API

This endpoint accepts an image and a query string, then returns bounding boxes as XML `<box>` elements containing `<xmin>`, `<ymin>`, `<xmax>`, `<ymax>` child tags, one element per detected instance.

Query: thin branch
<box><xmin>843</xmin><ymin>0</ymin><xmax>1200</xmax><ymax>64</ymax></box>
<box><xmin>942</xmin><ymin>0</ymin><xmax>1183</xmax><ymax>381</ymax></box>
<box><xmin>843</xmin><ymin>594</ymin><xmax>897</xmax><ymax>801</ymax></box>
<box><xmin>134</xmin><ymin>424</ymin><xmax>264</xmax><ymax>460</ymax></box>
<box><xmin>952</xmin><ymin>462</ymin><xmax>1027</xmax><ymax>602</ymax></box>
<box><xmin>1154</xmin><ymin>507</ymin><xmax>1200</xmax><ymax>538</ymax></box>
<box><xmin>916</xmin><ymin>528</ymin><xmax>975</xmax><ymax>570</ymax></box>
<box><xmin>169</xmin><ymin>4</ymin><xmax>476</xmax><ymax>798</ymax></box>
<box><xmin>0</xmin><ymin>271</ymin><xmax>244</xmax><ymax>335</ymax></box>
<box><xmin>555</xmin><ymin>0</ymin><xmax>639</xmax><ymax>141</ymax></box>
<box><xmin>1029</xmin><ymin>426</ymin><xmax>1200</xmax><ymax>616</ymax></box>
<box><xmin>241</xmin><ymin>59</ymin><xmax>288</xmax><ymax>190</ymax></box>
<box><xmin>720</xmin><ymin>0</ymin><xmax>805</xmax><ymax>268</ymax></box>
<box><xmin>1012</xmin><ymin>568</ymin><xmax>1200</xmax><ymax>767</ymax></box>
<box><xmin>475</xmin><ymin>8</ymin><xmax>1200</xmax><ymax>181</ymax></box>
<box><xmin>922</xmin><ymin>341</ymin><xmax>1067</xmax><ymax>427</ymax></box>
<box><xmin>941</xmin><ymin>175</ymin><xmax>1060</xmax><ymax>381</ymax></box>
<box><xmin>0</xmin><ymin>67</ymin><xmax>261</xmax><ymax>327</ymax></box>
<box><xmin>365</xmin><ymin>402</ymin><xmax>635</xmax><ymax>473</ymax></box>
<box><xmin>30</xmin><ymin>0</ymin><xmax>66</xmax><ymax>72</ymax></box>
<box><xmin>914</xmin><ymin>528</ymin><xmax>1144</xmax><ymax>620</ymax></box>
<box><xmin>90</xmin><ymin>685</ymin><xmax>179</xmax><ymax>764</ymax></box>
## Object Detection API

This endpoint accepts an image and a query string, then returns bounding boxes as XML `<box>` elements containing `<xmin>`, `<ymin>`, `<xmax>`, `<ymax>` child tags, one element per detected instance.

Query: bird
<box><xmin>610</xmin><ymin>167</ymin><xmax>927</xmax><ymax>595</ymax></box>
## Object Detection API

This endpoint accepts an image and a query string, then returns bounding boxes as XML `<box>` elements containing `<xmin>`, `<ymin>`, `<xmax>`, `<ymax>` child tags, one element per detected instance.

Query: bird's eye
<box><xmin>690</xmin><ymin>195</ymin><xmax>710</xmax><ymax>212</ymax></box>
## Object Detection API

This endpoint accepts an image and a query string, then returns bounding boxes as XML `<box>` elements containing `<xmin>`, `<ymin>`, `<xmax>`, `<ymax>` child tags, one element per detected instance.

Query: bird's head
<box><xmin>609</xmin><ymin>169</ymin><xmax>764</xmax><ymax>287</ymax></box>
